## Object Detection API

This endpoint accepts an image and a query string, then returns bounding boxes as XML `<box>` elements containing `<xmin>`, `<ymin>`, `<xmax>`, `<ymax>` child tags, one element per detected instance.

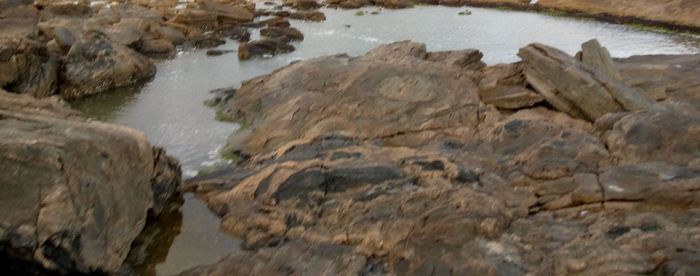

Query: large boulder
<box><xmin>518</xmin><ymin>39</ymin><xmax>654</xmax><ymax>121</ymax></box>
<box><xmin>0</xmin><ymin>92</ymin><xmax>181</xmax><ymax>273</ymax></box>
<box><xmin>59</xmin><ymin>33</ymin><xmax>156</xmax><ymax>99</ymax></box>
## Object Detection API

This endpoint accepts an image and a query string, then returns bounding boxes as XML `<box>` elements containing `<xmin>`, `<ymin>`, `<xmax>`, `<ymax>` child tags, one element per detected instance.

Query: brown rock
<box><xmin>0</xmin><ymin>92</ymin><xmax>181</xmax><ymax>273</ymax></box>
<box><xmin>59</xmin><ymin>33</ymin><xmax>155</xmax><ymax>99</ymax></box>
<box><xmin>237</xmin><ymin>38</ymin><xmax>295</xmax><ymax>60</ymax></box>
<box><xmin>260</xmin><ymin>26</ymin><xmax>304</xmax><ymax>42</ymax></box>
<box><xmin>519</xmin><ymin>40</ymin><xmax>654</xmax><ymax>121</ymax></box>
<box><xmin>289</xmin><ymin>10</ymin><xmax>326</xmax><ymax>21</ymax></box>
<box><xmin>0</xmin><ymin>37</ymin><xmax>57</xmax><ymax>97</ymax></box>
<box><xmin>223</xmin><ymin>41</ymin><xmax>482</xmax><ymax>153</ymax></box>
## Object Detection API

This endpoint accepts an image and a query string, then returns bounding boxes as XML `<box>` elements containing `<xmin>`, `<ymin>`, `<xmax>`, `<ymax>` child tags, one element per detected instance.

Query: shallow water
<box><xmin>70</xmin><ymin>5</ymin><xmax>700</xmax><ymax>275</ymax></box>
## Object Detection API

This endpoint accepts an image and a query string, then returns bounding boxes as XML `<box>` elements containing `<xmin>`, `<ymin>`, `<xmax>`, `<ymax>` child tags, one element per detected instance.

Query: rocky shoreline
<box><xmin>183</xmin><ymin>40</ymin><xmax>700</xmax><ymax>275</ymax></box>
<box><xmin>1</xmin><ymin>0</ymin><xmax>700</xmax><ymax>275</ymax></box>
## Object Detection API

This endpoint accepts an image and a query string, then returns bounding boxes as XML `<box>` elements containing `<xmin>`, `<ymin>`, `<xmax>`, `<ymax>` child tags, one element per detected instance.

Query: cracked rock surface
<box><xmin>186</xmin><ymin>40</ymin><xmax>700</xmax><ymax>275</ymax></box>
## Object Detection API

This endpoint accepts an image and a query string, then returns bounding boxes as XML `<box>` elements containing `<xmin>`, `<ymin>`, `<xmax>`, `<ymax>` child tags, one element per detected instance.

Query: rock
<box><xmin>59</xmin><ymin>33</ymin><xmax>156</xmax><ymax>99</ymax></box>
<box><xmin>284</xmin><ymin>0</ymin><xmax>322</xmax><ymax>10</ymax></box>
<box><xmin>425</xmin><ymin>49</ymin><xmax>485</xmax><ymax>70</ymax></box>
<box><xmin>193</xmin><ymin>0</ymin><xmax>254</xmax><ymax>25</ymax></box>
<box><xmin>0</xmin><ymin>92</ymin><xmax>181</xmax><ymax>273</ymax></box>
<box><xmin>598</xmin><ymin>108</ymin><xmax>700</xmax><ymax>166</ymax></box>
<box><xmin>254</xmin><ymin>17</ymin><xmax>291</xmax><ymax>28</ymax></box>
<box><xmin>289</xmin><ymin>10</ymin><xmax>326</xmax><ymax>21</ymax></box>
<box><xmin>186</xmin><ymin>41</ymin><xmax>700</xmax><ymax>275</ymax></box>
<box><xmin>237</xmin><ymin>38</ymin><xmax>295</xmax><ymax>60</ymax></box>
<box><xmin>458</xmin><ymin>9</ymin><xmax>472</xmax><ymax>15</ymax></box>
<box><xmin>170</xmin><ymin>8</ymin><xmax>219</xmax><ymax>31</ymax></box>
<box><xmin>177</xmin><ymin>241</ymin><xmax>366</xmax><ymax>275</ymax></box>
<box><xmin>153</xmin><ymin>26</ymin><xmax>187</xmax><ymax>45</ymax></box>
<box><xmin>616</xmin><ymin>54</ymin><xmax>700</xmax><ymax>103</ymax></box>
<box><xmin>518</xmin><ymin>40</ymin><xmax>654</xmax><ymax>121</ymax></box>
<box><xmin>478</xmin><ymin>63</ymin><xmax>544</xmax><ymax>109</ymax></box>
<box><xmin>192</xmin><ymin>36</ymin><xmax>226</xmax><ymax>49</ymax></box>
<box><xmin>260</xmin><ymin>26</ymin><xmax>304</xmax><ymax>42</ymax></box>
<box><xmin>0</xmin><ymin>37</ymin><xmax>58</xmax><ymax>97</ymax></box>
<box><xmin>0</xmin><ymin>5</ymin><xmax>39</xmax><ymax>39</ymax></box>
<box><xmin>463</xmin><ymin>0</ymin><xmax>700</xmax><ymax>30</ymax></box>
<box><xmin>325</xmin><ymin>0</ymin><xmax>372</xmax><ymax>9</ymax></box>
<box><xmin>225</xmin><ymin>26</ymin><xmax>251</xmax><ymax>42</ymax></box>
<box><xmin>222</xmin><ymin>41</ymin><xmax>484</xmax><ymax>153</ymax></box>
<box><xmin>480</xmin><ymin>86</ymin><xmax>544</xmax><ymax>109</ymax></box>
<box><xmin>139</xmin><ymin>38</ymin><xmax>175</xmax><ymax>57</ymax></box>
<box><xmin>206</xmin><ymin>49</ymin><xmax>235</xmax><ymax>56</ymax></box>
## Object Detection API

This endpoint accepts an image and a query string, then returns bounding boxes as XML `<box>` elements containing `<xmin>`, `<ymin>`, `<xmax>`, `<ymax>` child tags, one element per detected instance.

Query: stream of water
<box><xmin>70</xmin><ymin>5</ymin><xmax>700</xmax><ymax>275</ymax></box>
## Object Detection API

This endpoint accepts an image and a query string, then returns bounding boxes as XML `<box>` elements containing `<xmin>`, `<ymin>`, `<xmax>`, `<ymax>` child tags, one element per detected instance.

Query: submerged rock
<box><xmin>0</xmin><ymin>92</ymin><xmax>181</xmax><ymax>273</ymax></box>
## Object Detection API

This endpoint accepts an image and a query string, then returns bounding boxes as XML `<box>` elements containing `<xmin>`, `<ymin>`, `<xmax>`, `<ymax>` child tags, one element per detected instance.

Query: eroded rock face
<box><xmin>185</xmin><ymin>41</ymin><xmax>700</xmax><ymax>275</ymax></box>
<box><xmin>0</xmin><ymin>92</ymin><xmax>181</xmax><ymax>273</ymax></box>
<box><xmin>59</xmin><ymin>33</ymin><xmax>156</xmax><ymax>99</ymax></box>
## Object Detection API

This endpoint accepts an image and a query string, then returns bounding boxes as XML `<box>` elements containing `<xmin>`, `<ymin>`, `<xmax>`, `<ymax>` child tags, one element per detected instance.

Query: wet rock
<box><xmin>289</xmin><ymin>10</ymin><xmax>326</xmax><ymax>21</ymax></box>
<box><xmin>237</xmin><ymin>38</ymin><xmax>295</xmax><ymax>60</ymax></box>
<box><xmin>193</xmin><ymin>0</ymin><xmax>255</xmax><ymax>25</ymax></box>
<box><xmin>206</xmin><ymin>49</ymin><xmax>235</xmax><ymax>56</ymax></box>
<box><xmin>0</xmin><ymin>92</ymin><xmax>181</xmax><ymax>273</ymax></box>
<box><xmin>260</xmin><ymin>26</ymin><xmax>304</xmax><ymax>42</ymax></box>
<box><xmin>325</xmin><ymin>0</ymin><xmax>372</xmax><ymax>9</ymax></box>
<box><xmin>59</xmin><ymin>33</ymin><xmax>156</xmax><ymax>99</ymax></box>
<box><xmin>192</xmin><ymin>36</ymin><xmax>227</xmax><ymax>48</ymax></box>
<box><xmin>226</xmin><ymin>26</ymin><xmax>251</xmax><ymax>42</ymax></box>
<box><xmin>284</xmin><ymin>0</ymin><xmax>323</xmax><ymax>10</ymax></box>
<box><xmin>519</xmin><ymin>39</ymin><xmax>654</xmax><ymax>121</ymax></box>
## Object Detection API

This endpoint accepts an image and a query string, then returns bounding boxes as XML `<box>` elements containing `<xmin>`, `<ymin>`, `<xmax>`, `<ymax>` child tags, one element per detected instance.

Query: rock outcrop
<box><xmin>181</xmin><ymin>40</ymin><xmax>700</xmax><ymax>275</ymax></box>
<box><xmin>0</xmin><ymin>0</ymin><xmax>257</xmax><ymax>99</ymax></box>
<box><xmin>0</xmin><ymin>92</ymin><xmax>181</xmax><ymax>273</ymax></box>
<box><xmin>518</xmin><ymin>39</ymin><xmax>654</xmax><ymax>121</ymax></box>
<box><xmin>464</xmin><ymin>0</ymin><xmax>700</xmax><ymax>30</ymax></box>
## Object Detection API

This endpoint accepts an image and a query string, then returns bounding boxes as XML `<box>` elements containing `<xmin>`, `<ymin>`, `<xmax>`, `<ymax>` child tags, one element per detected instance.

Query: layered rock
<box><xmin>183</xmin><ymin>41</ymin><xmax>700</xmax><ymax>275</ymax></box>
<box><xmin>0</xmin><ymin>92</ymin><xmax>181</xmax><ymax>273</ymax></box>
<box><xmin>223</xmin><ymin>41</ymin><xmax>485</xmax><ymax>153</ymax></box>
<box><xmin>518</xmin><ymin>39</ymin><xmax>654</xmax><ymax>121</ymax></box>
